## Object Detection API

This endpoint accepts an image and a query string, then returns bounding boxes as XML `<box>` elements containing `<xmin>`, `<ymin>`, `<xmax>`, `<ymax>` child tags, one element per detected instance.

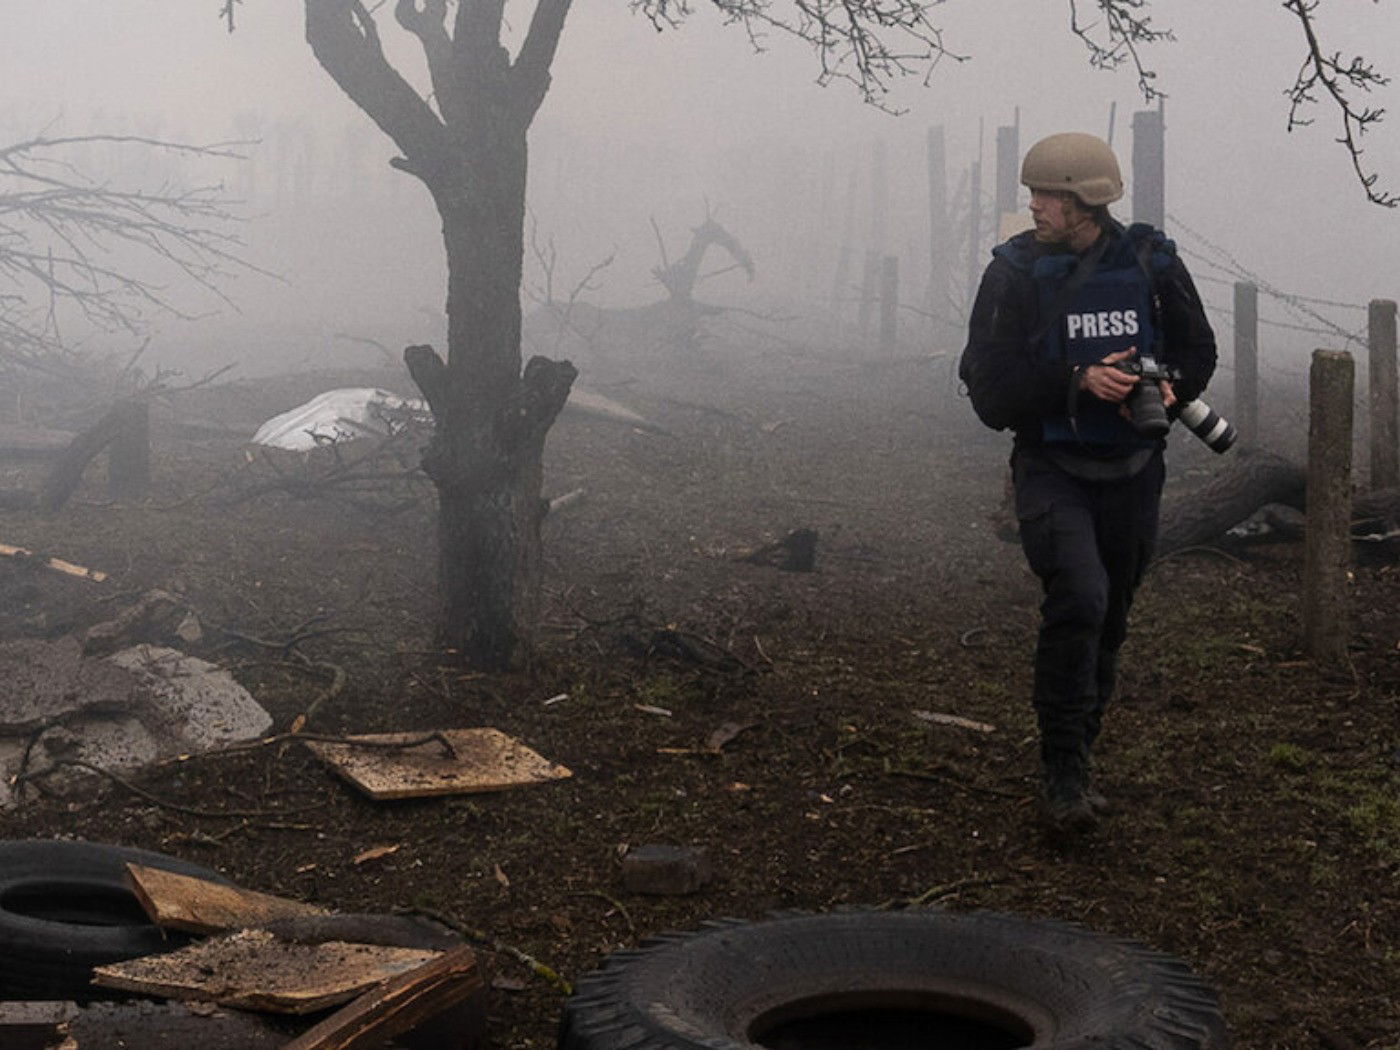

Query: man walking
<box><xmin>958</xmin><ymin>132</ymin><xmax>1217</xmax><ymax>833</ymax></box>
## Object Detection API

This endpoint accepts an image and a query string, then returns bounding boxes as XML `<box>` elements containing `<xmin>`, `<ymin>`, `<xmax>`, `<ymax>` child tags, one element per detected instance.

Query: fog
<box><xmin>5</xmin><ymin>1</ymin><xmax>1398</xmax><ymax>380</ymax></box>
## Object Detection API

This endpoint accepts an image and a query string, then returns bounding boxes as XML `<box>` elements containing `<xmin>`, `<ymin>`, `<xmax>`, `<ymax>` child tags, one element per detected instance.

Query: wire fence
<box><xmin>1166</xmin><ymin>212</ymin><xmax>1373</xmax><ymax>369</ymax></box>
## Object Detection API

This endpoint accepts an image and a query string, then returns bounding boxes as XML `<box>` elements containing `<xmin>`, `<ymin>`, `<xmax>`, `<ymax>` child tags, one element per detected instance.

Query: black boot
<box><xmin>1041</xmin><ymin>749</ymin><xmax>1098</xmax><ymax>833</ymax></box>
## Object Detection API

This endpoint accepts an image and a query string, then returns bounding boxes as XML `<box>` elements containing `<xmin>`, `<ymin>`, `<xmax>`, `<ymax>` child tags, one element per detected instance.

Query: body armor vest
<box><xmin>995</xmin><ymin>223</ymin><xmax>1170</xmax><ymax>453</ymax></box>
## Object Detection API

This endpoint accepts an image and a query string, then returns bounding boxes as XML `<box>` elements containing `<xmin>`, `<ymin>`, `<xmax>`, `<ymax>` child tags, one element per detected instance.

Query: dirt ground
<box><xmin>1</xmin><ymin>321</ymin><xmax>1397</xmax><ymax>1050</ymax></box>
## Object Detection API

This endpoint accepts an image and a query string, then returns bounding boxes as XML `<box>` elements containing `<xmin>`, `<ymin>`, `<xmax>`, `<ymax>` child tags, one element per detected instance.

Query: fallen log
<box><xmin>1157</xmin><ymin>447</ymin><xmax>1307</xmax><ymax>554</ymax></box>
<box><xmin>1157</xmin><ymin>446</ymin><xmax>1400</xmax><ymax>555</ymax></box>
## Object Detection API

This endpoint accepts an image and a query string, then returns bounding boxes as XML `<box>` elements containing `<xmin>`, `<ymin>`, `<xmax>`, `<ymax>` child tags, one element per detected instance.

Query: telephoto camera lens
<box><xmin>1177</xmin><ymin>399</ymin><xmax>1237</xmax><ymax>453</ymax></box>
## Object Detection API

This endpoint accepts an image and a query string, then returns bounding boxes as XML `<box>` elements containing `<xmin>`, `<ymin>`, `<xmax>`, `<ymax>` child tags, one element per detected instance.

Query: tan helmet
<box><xmin>1020</xmin><ymin>132</ymin><xmax>1124</xmax><ymax>206</ymax></box>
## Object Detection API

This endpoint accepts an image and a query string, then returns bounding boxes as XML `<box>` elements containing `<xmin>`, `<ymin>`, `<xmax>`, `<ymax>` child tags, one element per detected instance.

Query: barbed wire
<box><xmin>1167</xmin><ymin>212</ymin><xmax>1370</xmax><ymax>348</ymax></box>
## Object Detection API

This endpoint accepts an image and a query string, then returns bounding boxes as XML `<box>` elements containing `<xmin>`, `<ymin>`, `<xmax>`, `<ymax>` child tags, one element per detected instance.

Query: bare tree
<box><xmin>0</xmin><ymin>134</ymin><xmax>252</xmax><ymax>382</ymax></box>
<box><xmin>299</xmin><ymin>0</ymin><xmax>963</xmax><ymax>670</ymax></box>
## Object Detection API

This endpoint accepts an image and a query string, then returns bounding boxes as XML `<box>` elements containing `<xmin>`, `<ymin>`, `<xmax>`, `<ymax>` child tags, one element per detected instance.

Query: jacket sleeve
<box><xmin>1156</xmin><ymin>254</ymin><xmax>1217</xmax><ymax>407</ymax></box>
<box><xmin>958</xmin><ymin>257</ymin><xmax>1077</xmax><ymax>433</ymax></box>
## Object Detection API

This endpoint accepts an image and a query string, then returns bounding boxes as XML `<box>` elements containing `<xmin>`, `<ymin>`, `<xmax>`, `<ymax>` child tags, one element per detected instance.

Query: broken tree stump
<box><xmin>40</xmin><ymin>399</ymin><xmax>151</xmax><ymax>512</ymax></box>
<box><xmin>743</xmin><ymin>528</ymin><xmax>818</xmax><ymax>572</ymax></box>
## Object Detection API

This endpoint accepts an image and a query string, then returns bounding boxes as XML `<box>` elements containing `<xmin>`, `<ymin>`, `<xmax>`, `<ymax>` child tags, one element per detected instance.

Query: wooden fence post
<box><xmin>925</xmin><ymin>125</ymin><xmax>948</xmax><ymax>311</ymax></box>
<box><xmin>857</xmin><ymin>250</ymin><xmax>879</xmax><ymax>342</ymax></box>
<box><xmin>878</xmin><ymin>255</ymin><xmax>899</xmax><ymax>356</ymax></box>
<box><xmin>1233</xmin><ymin>282</ymin><xmax>1258</xmax><ymax>442</ymax></box>
<box><xmin>1303</xmin><ymin>349</ymin><xmax>1354</xmax><ymax>663</ymax></box>
<box><xmin>1369</xmin><ymin>298</ymin><xmax>1398</xmax><ymax>490</ymax></box>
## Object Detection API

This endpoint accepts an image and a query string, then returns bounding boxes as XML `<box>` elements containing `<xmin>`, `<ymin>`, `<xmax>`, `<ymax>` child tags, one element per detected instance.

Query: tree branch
<box><xmin>394</xmin><ymin>0</ymin><xmax>462</xmax><ymax>121</ymax></box>
<box><xmin>304</xmin><ymin>0</ymin><xmax>448</xmax><ymax>177</ymax></box>
<box><xmin>1283</xmin><ymin>0</ymin><xmax>1396</xmax><ymax>207</ymax></box>
<box><xmin>0</xmin><ymin>135</ymin><xmax>259</xmax><ymax>377</ymax></box>
<box><xmin>514</xmin><ymin>0</ymin><xmax>575</xmax><ymax>121</ymax></box>
<box><xmin>635</xmin><ymin>0</ymin><xmax>965</xmax><ymax>108</ymax></box>
<box><xmin>1066</xmin><ymin>0</ymin><xmax>1173</xmax><ymax>100</ymax></box>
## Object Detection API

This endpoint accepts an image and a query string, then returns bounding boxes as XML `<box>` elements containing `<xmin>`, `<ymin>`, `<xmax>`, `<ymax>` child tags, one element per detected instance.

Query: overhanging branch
<box><xmin>1283</xmin><ymin>0</ymin><xmax>1396</xmax><ymax>207</ymax></box>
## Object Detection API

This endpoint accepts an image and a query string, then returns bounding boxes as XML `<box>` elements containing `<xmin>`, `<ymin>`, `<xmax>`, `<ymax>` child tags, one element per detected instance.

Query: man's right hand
<box><xmin>1078</xmin><ymin>347</ymin><xmax>1139</xmax><ymax>404</ymax></box>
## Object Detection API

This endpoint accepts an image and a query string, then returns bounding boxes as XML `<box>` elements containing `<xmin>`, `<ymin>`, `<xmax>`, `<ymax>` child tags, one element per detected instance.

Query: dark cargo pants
<box><xmin>1012</xmin><ymin>445</ymin><xmax>1165</xmax><ymax>763</ymax></box>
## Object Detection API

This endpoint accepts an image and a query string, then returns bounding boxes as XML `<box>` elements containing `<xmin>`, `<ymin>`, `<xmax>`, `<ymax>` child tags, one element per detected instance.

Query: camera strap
<box><xmin>1030</xmin><ymin>232</ymin><xmax>1111</xmax><ymax>349</ymax></box>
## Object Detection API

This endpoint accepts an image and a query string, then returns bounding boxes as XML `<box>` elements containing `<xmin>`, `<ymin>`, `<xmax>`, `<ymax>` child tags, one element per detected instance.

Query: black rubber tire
<box><xmin>0</xmin><ymin>838</ymin><xmax>230</xmax><ymax>1002</ymax></box>
<box><xmin>558</xmin><ymin>910</ymin><xmax>1229</xmax><ymax>1050</ymax></box>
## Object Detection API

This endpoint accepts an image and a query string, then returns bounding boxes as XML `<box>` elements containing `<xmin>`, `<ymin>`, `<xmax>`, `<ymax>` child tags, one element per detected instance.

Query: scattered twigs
<box><xmin>888</xmin><ymin>765</ymin><xmax>1023</xmax><ymax>801</ymax></box>
<box><xmin>629</xmin><ymin>626</ymin><xmax>759</xmax><ymax>676</ymax></box>
<box><xmin>877</xmin><ymin>875</ymin><xmax>1006</xmax><ymax>911</ymax></box>
<box><xmin>296</xmin><ymin>661</ymin><xmax>348</xmax><ymax>728</ymax></box>
<box><xmin>567</xmin><ymin>891</ymin><xmax>637</xmax><ymax>935</ymax></box>
<box><xmin>13</xmin><ymin>758</ymin><xmax>328</xmax><ymax>819</ymax></box>
<box><xmin>151</xmin><ymin>730</ymin><xmax>460</xmax><ymax>770</ymax></box>
<box><xmin>398</xmin><ymin>906</ymin><xmax>573</xmax><ymax>996</ymax></box>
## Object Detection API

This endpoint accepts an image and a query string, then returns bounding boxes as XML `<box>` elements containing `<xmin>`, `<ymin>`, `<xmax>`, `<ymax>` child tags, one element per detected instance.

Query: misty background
<box><xmin>4</xmin><ymin>1</ymin><xmax>1398</xmax><ymax>386</ymax></box>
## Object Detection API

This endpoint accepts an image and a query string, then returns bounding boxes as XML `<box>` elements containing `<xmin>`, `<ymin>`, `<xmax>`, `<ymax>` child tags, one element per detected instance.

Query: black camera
<box><xmin>1114</xmin><ymin>353</ymin><xmax>1237</xmax><ymax>454</ymax></box>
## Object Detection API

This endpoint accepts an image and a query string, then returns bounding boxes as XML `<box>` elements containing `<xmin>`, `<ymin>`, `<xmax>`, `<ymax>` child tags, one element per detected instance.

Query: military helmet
<box><xmin>1020</xmin><ymin>132</ymin><xmax>1124</xmax><ymax>206</ymax></box>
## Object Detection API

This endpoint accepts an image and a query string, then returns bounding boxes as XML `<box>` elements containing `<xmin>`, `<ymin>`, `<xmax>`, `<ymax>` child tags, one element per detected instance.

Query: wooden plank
<box><xmin>303</xmin><ymin>727</ymin><xmax>571</xmax><ymax>800</ymax></box>
<box><xmin>0</xmin><ymin>1001</ymin><xmax>78</xmax><ymax>1050</ymax></box>
<box><xmin>281</xmin><ymin>945</ymin><xmax>485</xmax><ymax>1050</ymax></box>
<box><xmin>125</xmin><ymin>862</ymin><xmax>330</xmax><ymax>934</ymax></box>
<box><xmin>66</xmin><ymin>1000</ymin><xmax>290</xmax><ymax>1050</ymax></box>
<box><xmin>92</xmin><ymin>929</ymin><xmax>441</xmax><ymax>1015</ymax></box>
<box><xmin>0</xmin><ymin>542</ymin><xmax>107</xmax><ymax>582</ymax></box>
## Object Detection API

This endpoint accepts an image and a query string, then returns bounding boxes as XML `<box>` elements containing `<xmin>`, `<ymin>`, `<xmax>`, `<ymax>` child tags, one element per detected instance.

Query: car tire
<box><xmin>0</xmin><ymin>838</ymin><xmax>230</xmax><ymax>1002</ymax></box>
<box><xmin>558</xmin><ymin>909</ymin><xmax>1229</xmax><ymax>1049</ymax></box>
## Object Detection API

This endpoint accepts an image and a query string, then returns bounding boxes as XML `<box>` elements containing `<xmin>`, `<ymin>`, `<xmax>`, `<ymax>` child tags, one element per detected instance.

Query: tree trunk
<box><xmin>405</xmin><ymin>129</ymin><xmax>575</xmax><ymax>669</ymax></box>
<box><xmin>304</xmin><ymin>0</ymin><xmax>576</xmax><ymax>669</ymax></box>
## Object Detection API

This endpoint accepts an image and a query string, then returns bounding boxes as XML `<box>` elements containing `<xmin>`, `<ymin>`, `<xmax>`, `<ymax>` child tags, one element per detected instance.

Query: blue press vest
<box><xmin>995</xmin><ymin>225</ymin><xmax>1168</xmax><ymax>452</ymax></box>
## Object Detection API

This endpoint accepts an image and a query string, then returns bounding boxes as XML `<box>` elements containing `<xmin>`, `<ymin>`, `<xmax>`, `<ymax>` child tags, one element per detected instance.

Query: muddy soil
<box><xmin>0</xmin><ymin>332</ymin><xmax>1396</xmax><ymax>1049</ymax></box>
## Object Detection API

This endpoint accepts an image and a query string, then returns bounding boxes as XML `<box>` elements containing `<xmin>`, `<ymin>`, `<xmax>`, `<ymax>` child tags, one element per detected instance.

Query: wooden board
<box><xmin>303</xmin><ymin>727</ymin><xmax>571</xmax><ymax>800</ymax></box>
<box><xmin>281</xmin><ymin>945</ymin><xmax>485</xmax><ymax>1050</ymax></box>
<box><xmin>0</xmin><ymin>1001</ymin><xmax>78</xmax><ymax>1050</ymax></box>
<box><xmin>125</xmin><ymin>862</ymin><xmax>329</xmax><ymax>934</ymax></box>
<box><xmin>92</xmin><ymin>928</ymin><xmax>441</xmax><ymax>1015</ymax></box>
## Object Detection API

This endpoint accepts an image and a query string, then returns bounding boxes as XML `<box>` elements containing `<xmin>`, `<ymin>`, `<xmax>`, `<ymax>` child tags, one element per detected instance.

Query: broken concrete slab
<box><xmin>0</xmin><ymin>637</ymin><xmax>271</xmax><ymax>808</ymax></box>
<box><xmin>107</xmin><ymin>644</ymin><xmax>272</xmax><ymax>753</ymax></box>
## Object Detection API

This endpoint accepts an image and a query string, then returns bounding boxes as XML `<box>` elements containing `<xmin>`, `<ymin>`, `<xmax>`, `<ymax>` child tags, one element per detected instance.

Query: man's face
<box><xmin>1029</xmin><ymin>188</ymin><xmax>1089</xmax><ymax>244</ymax></box>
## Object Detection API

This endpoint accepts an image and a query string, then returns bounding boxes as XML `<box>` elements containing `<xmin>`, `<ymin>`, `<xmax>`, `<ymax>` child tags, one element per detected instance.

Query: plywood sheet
<box><xmin>126</xmin><ymin>862</ymin><xmax>329</xmax><ymax>934</ymax></box>
<box><xmin>303</xmin><ymin>727</ymin><xmax>571</xmax><ymax>800</ymax></box>
<box><xmin>280</xmin><ymin>945</ymin><xmax>484</xmax><ymax>1050</ymax></box>
<box><xmin>92</xmin><ymin>928</ymin><xmax>440</xmax><ymax>1015</ymax></box>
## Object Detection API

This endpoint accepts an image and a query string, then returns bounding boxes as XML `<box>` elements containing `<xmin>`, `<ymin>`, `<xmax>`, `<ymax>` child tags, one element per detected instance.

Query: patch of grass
<box><xmin>1267</xmin><ymin>742</ymin><xmax>1315</xmax><ymax>773</ymax></box>
<box><xmin>1344</xmin><ymin>790</ymin><xmax>1400</xmax><ymax>866</ymax></box>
